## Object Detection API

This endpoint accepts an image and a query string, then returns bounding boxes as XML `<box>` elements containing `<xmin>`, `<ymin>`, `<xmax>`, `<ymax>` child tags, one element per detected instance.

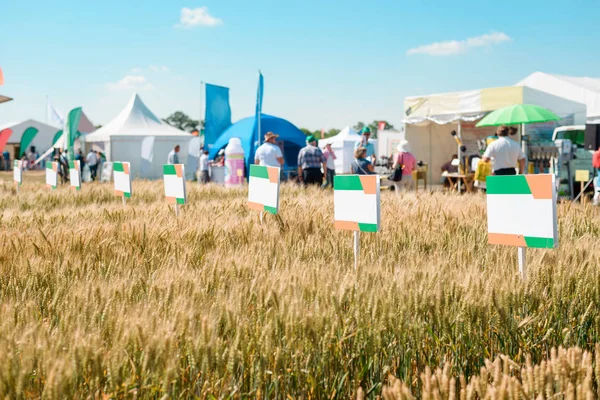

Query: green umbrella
<box><xmin>476</xmin><ymin>104</ymin><xmax>560</xmax><ymax>127</ymax></box>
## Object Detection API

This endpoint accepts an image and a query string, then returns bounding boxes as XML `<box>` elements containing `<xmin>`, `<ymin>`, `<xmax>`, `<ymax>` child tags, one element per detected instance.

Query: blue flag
<box><xmin>204</xmin><ymin>84</ymin><xmax>232</xmax><ymax>149</ymax></box>
<box><xmin>253</xmin><ymin>71</ymin><xmax>264</xmax><ymax>155</ymax></box>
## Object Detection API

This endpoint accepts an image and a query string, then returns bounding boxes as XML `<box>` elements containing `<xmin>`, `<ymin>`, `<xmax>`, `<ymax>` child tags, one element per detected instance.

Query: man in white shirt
<box><xmin>86</xmin><ymin>149</ymin><xmax>98</xmax><ymax>181</ymax></box>
<box><xmin>483</xmin><ymin>125</ymin><xmax>526</xmax><ymax>175</ymax></box>
<box><xmin>198</xmin><ymin>150</ymin><xmax>210</xmax><ymax>184</ymax></box>
<box><xmin>254</xmin><ymin>132</ymin><xmax>284</xmax><ymax>168</ymax></box>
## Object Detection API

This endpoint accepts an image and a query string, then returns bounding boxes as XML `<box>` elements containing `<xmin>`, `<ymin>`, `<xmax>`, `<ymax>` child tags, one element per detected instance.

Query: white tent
<box><xmin>377</xmin><ymin>129</ymin><xmax>405</xmax><ymax>159</ymax></box>
<box><xmin>403</xmin><ymin>85</ymin><xmax>586</xmax><ymax>184</ymax></box>
<box><xmin>319</xmin><ymin>126</ymin><xmax>377</xmax><ymax>173</ymax></box>
<box><xmin>517</xmin><ymin>72</ymin><xmax>600</xmax><ymax>124</ymax></box>
<box><xmin>86</xmin><ymin>94</ymin><xmax>193</xmax><ymax>179</ymax></box>
<box><xmin>0</xmin><ymin>119</ymin><xmax>60</xmax><ymax>156</ymax></box>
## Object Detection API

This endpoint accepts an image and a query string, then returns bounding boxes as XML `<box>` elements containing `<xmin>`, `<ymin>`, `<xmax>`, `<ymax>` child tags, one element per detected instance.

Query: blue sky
<box><xmin>2</xmin><ymin>0</ymin><xmax>599</xmax><ymax>130</ymax></box>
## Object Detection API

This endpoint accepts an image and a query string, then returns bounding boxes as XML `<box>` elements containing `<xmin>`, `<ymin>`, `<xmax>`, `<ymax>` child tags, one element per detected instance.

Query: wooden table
<box><xmin>445</xmin><ymin>173</ymin><xmax>474</xmax><ymax>193</ymax></box>
<box><xmin>412</xmin><ymin>166</ymin><xmax>428</xmax><ymax>192</ymax></box>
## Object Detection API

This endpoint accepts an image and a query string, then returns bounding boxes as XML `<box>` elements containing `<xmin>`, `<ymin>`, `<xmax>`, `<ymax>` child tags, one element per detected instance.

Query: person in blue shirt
<box><xmin>2</xmin><ymin>150</ymin><xmax>10</xmax><ymax>171</ymax></box>
<box><xmin>354</xmin><ymin>127</ymin><xmax>376</xmax><ymax>165</ymax></box>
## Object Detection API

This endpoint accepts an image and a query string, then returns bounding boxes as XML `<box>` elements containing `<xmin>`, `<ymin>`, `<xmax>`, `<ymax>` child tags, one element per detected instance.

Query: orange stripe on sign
<box><xmin>115</xmin><ymin>190</ymin><xmax>124</xmax><ymax>197</ymax></box>
<box><xmin>335</xmin><ymin>220</ymin><xmax>359</xmax><ymax>231</ymax></box>
<box><xmin>46</xmin><ymin>184</ymin><xmax>52</xmax><ymax>189</ymax></box>
<box><xmin>359</xmin><ymin>175</ymin><xmax>377</xmax><ymax>195</ymax></box>
<box><xmin>488</xmin><ymin>233</ymin><xmax>526</xmax><ymax>247</ymax></box>
<box><xmin>525</xmin><ymin>175</ymin><xmax>553</xmax><ymax>199</ymax></box>
<box><xmin>174</xmin><ymin>164</ymin><xmax>183</xmax><ymax>178</ymax></box>
<box><xmin>267</xmin><ymin>167</ymin><xmax>279</xmax><ymax>183</ymax></box>
<box><xmin>123</xmin><ymin>163</ymin><xmax>130</xmax><ymax>175</ymax></box>
<box><xmin>52</xmin><ymin>163</ymin><xmax>58</xmax><ymax>172</ymax></box>
<box><xmin>166</xmin><ymin>196</ymin><xmax>177</xmax><ymax>204</ymax></box>
<box><xmin>247</xmin><ymin>201</ymin><xmax>263</xmax><ymax>211</ymax></box>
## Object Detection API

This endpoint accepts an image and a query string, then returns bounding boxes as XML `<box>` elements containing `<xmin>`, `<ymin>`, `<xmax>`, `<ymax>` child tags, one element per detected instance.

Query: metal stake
<box><xmin>518</xmin><ymin>247</ymin><xmax>527</xmax><ymax>281</ymax></box>
<box><xmin>353</xmin><ymin>231</ymin><xmax>360</xmax><ymax>271</ymax></box>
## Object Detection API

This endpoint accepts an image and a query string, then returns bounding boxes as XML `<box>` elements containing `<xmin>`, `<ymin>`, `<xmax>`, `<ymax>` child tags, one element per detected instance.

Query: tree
<box><xmin>163</xmin><ymin>112</ymin><xmax>201</xmax><ymax>132</ymax></box>
<box><xmin>353</xmin><ymin>122</ymin><xmax>365</xmax><ymax>132</ymax></box>
<box><xmin>324</xmin><ymin>128</ymin><xmax>340</xmax><ymax>138</ymax></box>
<box><xmin>300</xmin><ymin>128</ymin><xmax>312</xmax><ymax>136</ymax></box>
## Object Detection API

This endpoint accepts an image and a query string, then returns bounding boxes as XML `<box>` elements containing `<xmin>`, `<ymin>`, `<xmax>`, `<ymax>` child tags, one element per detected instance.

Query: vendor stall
<box><xmin>403</xmin><ymin>85</ymin><xmax>586</xmax><ymax>185</ymax></box>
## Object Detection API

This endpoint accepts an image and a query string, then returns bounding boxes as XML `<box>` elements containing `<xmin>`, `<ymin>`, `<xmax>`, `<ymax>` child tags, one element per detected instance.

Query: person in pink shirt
<box><xmin>392</xmin><ymin>140</ymin><xmax>417</xmax><ymax>194</ymax></box>
<box><xmin>321</xmin><ymin>143</ymin><xmax>337</xmax><ymax>189</ymax></box>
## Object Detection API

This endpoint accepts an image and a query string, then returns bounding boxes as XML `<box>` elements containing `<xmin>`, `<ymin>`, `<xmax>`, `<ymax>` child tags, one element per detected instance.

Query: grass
<box><xmin>1</xmin><ymin>171</ymin><xmax>600</xmax><ymax>398</ymax></box>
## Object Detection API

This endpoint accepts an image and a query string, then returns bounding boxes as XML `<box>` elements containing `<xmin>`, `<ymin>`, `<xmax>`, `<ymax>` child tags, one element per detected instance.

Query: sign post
<box><xmin>163</xmin><ymin>164</ymin><xmax>187</xmax><ymax>216</ymax></box>
<box><xmin>13</xmin><ymin>160</ymin><xmax>22</xmax><ymax>194</ymax></box>
<box><xmin>334</xmin><ymin>175</ymin><xmax>380</xmax><ymax>270</ymax></box>
<box><xmin>486</xmin><ymin>174</ymin><xmax>558</xmax><ymax>280</ymax></box>
<box><xmin>69</xmin><ymin>160</ymin><xmax>82</xmax><ymax>192</ymax></box>
<box><xmin>45</xmin><ymin>161</ymin><xmax>58</xmax><ymax>190</ymax></box>
<box><xmin>575</xmin><ymin>170</ymin><xmax>590</xmax><ymax>204</ymax></box>
<box><xmin>113</xmin><ymin>162</ymin><xmax>132</xmax><ymax>205</ymax></box>
<box><xmin>248</xmin><ymin>165</ymin><xmax>280</xmax><ymax>222</ymax></box>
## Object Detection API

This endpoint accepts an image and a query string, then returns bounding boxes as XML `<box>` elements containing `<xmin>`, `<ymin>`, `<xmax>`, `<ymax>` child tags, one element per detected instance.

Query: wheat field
<box><xmin>1</xmin><ymin>171</ymin><xmax>600</xmax><ymax>398</ymax></box>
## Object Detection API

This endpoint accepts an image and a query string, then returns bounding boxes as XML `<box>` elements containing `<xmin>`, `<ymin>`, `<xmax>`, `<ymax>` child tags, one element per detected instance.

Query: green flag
<box><xmin>19</xmin><ymin>127</ymin><xmax>39</xmax><ymax>157</ymax></box>
<box><xmin>52</xmin><ymin>130</ymin><xmax>63</xmax><ymax>146</ymax></box>
<box><xmin>64</xmin><ymin>107</ymin><xmax>82</xmax><ymax>161</ymax></box>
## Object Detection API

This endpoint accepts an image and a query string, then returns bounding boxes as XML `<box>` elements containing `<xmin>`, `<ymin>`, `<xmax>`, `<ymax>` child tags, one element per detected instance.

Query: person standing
<box><xmin>86</xmin><ymin>149</ymin><xmax>98</xmax><ymax>181</ymax></box>
<box><xmin>392</xmin><ymin>140</ymin><xmax>417</xmax><ymax>193</ymax></box>
<box><xmin>321</xmin><ymin>143</ymin><xmax>337</xmax><ymax>189</ymax></box>
<box><xmin>254</xmin><ymin>132</ymin><xmax>284</xmax><ymax>167</ymax></box>
<box><xmin>167</xmin><ymin>145</ymin><xmax>180</xmax><ymax>165</ymax></box>
<box><xmin>354</xmin><ymin>127</ymin><xmax>376</xmax><ymax>165</ymax></box>
<box><xmin>351</xmin><ymin>147</ymin><xmax>374</xmax><ymax>175</ymax></box>
<box><xmin>297</xmin><ymin>135</ymin><xmax>326</xmax><ymax>186</ymax></box>
<box><xmin>482</xmin><ymin>125</ymin><xmax>526</xmax><ymax>175</ymax></box>
<box><xmin>2</xmin><ymin>149</ymin><xmax>10</xmax><ymax>171</ymax></box>
<box><xmin>198</xmin><ymin>150</ymin><xmax>210</xmax><ymax>184</ymax></box>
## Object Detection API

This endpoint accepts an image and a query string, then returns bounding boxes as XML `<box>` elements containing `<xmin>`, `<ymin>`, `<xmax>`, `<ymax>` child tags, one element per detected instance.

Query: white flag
<box><xmin>141</xmin><ymin>136</ymin><xmax>155</xmax><ymax>161</ymax></box>
<box><xmin>47</xmin><ymin>100</ymin><xmax>64</xmax><ymax>128</ymax></box>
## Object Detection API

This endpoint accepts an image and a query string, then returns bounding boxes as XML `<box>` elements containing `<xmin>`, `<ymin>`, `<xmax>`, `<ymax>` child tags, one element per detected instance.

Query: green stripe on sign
<box><xmin>250</xmin><ymin>165</ymin><xmax>269</xmax><ymax>179</ymax></box>
<box><xmin>124</xmin><ymin>192</ymin><xmax>131</xmax><ymax>198</ymax></box>
<box><xmin>264</xmin><ymin>205</ymin><xmax>277</xmax><ymax>215</ymax></box>
<box><xmin>113</xmin><ymin>162</ymin><xmax>124</xmax><ymax>172</ymax></box>
<box><xmin>176</xmin><ymin>197</ymin><xmax>185</xmax><ymax>205</ymax></box>
<box><xmin>46</xmin><ymin>161</ymin><xmax>53</xmax><ymax>169</ymax></box>
<box><xmin>524</xmin><ymin>236</ymin><xmax>555</xmax><ymax>249</ymax></box>
<box><xmin>486</xmin><ymin>176</ymin><xmax>531</xmax><ymax>195</ymax></box>
<box><xmin>164</xmin><ymin>164</ymin><xmax>177</xmax><ymax>175</ymax></box>
<box><xmin>69</xmin><ymin>161</ymin><xmax>75</xmax><ymax>168</ymax></box>
<box><xmin>334</xmin><ymin>175</ymin><xmax>363</xmax><ymax>191</ymax></box>
<box><xmin>358</xmin><ymin>223</ymin><xmax>378</xmax><ymax>232</ymax></box>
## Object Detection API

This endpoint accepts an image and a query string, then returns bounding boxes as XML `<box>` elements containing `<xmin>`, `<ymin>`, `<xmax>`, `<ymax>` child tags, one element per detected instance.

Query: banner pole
<box><xmin>457</xmin><ymin>121</ymin><xmax>462</xmax><ymax>193</ymax></box>
<box><xmin>518</xmin><ymin>247</ymin><xmax>527</xmax><ymax>281</ymax></box>
<box><xmin>353</xmin><ymin>231</ymin><xmax>360</xmax><ymax>271</ymax></box>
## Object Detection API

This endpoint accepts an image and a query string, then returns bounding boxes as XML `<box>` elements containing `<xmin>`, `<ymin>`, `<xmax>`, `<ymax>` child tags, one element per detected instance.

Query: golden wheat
<box><xmin>1</xmin><ymin>172</ymin><xmax>600</xmax><ymax>398</ymax></box>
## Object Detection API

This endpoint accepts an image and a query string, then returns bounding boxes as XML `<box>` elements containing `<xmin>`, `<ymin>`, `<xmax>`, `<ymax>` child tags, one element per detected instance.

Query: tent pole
<box><xmin>257</xmin><ymin>70</ymin><xmax>261</xmax><ymax>149</ymax></box>
<box><xmin>458</xmin><ymin>120</ymin><xmax>462</xmax><ymax>192</ymax></box>
<box><xmin>521</xmin><ymin>123</ymin><xmax>527</xmax><ymax>174</ymax></box>
<box><xmin>200</xmin><ymin>81</ymin><xmax>204</xmax><ymax>144</ymax></box>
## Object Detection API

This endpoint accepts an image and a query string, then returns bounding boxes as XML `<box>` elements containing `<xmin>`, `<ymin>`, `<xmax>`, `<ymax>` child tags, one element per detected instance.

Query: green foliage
<box><xmin>163</xmin><ymin>111</ymin><xmax>202</xmax><ymax>132</ymax></box>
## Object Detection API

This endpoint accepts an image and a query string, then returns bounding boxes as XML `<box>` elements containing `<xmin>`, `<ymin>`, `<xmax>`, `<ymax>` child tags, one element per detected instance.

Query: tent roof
<box><xmin>404</xmin><ymin>85</ymin><xmax>586</xmax><ymax>125</ymax></box>
<box><xmin>0</xmin><ymin>95</ymin><xmax>12</xmax><ymax>104</ymax></box>
<box><xmin>517</xmin><ymin>72</ymin><xmax>600</xmax><ymax>122</ymax></box>
<box><xmin>208</xmin><ymin>113</ymin><xmax>307</xmax><ymax>171</ymax></box>
<box><xmin>319</xmin><ymin>126</ymin><xmax>362</xmax><ymax>146</ymax></box>
<box><xmin>86</xmin><ymin>94</ymin><xmax>192</xmax><ymax>142</ymax></box>
<box><xmin>0</xmin><ymin>119</ymin><xmax>60</xmax><ymax>144</ymax></box>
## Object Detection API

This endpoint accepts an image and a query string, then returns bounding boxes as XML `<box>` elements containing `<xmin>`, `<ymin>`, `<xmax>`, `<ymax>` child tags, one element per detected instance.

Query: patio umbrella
<box><xmin>476</xmin><ymin>104</ymin><xmax>560</xmax><ymax>127</ymax></box>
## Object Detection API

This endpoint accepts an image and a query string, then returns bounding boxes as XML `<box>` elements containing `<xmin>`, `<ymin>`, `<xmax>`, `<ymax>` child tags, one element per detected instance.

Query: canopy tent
<box><xmin>517</xmin><ymin>72</ymin><xmax>600</xmax><ymax>124</ymax></box>
<box><xmin>319</xmin><ymin>126</ymin><xmax>378</xmax><ymax>173</ymax></box>
<box><xmin>403</xmin><ymin>85</ymin><xmax>586</xmax><ymax>184</ymax></box>
<box><xmin>0</xmin><ymin>95</ymin><xmax>12</xmax><ymax>105</ymax></box>
<box><xmin>86</xmin><ymin>94</ymin><xmax>193</xmax><ymax>179</ymax></box>
<box><xmin>208</xmin><ymin>114</ymin><xmax>307</xmax><ymax>174</ymax></box>
<box><xmin>0</xmin><ymin>119</ymin><xmax>61</xmax><ymax>157</ymax></box>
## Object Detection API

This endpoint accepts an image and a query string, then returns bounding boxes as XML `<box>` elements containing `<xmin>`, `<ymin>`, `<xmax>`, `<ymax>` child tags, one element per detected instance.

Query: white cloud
<box><xmin>131</xmin><ymin>67</ymin><xmax>142</xmax><ymax>73</ymax></box>
<box><xmin>107</xmin><ymin>75</ymin><xmax>154</xmax><ymax>91</ymax></box>
<box><xmin>407</xmin><ymin>32</ymin><xmax>511</xmax><ymax>56</ymax></box>
<box><xmin>150</xmin><ymin>65</ymin><xmax>169</xmax><ymax>72</ymax></box>
<box><xmin>177</xmin><ymin>7</ymin><xmax>222</xmax><ymax>28</ymax></box>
